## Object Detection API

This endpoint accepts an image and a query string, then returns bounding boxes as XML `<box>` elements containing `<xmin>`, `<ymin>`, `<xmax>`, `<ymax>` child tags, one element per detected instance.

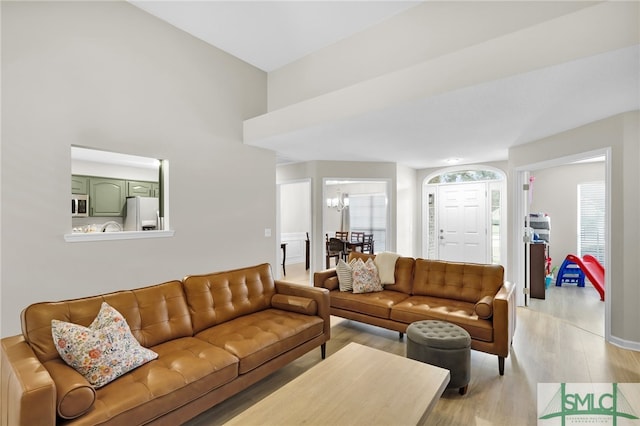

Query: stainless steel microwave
<box><xmin>72</xmin><ymin>194</ymin><xmax>89</xmax><ymax>217</ymax></box>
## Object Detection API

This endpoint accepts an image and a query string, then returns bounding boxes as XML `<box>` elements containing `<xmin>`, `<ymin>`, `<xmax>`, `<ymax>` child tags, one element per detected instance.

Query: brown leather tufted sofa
<box><xmin>314</xmin><ymin>252</ymin><xmax>515</xmax><ymax>375</ymax></box>
<box><xmin>1</xmin><ymin>263</ymin><xmax>329</xmax><ymax>426</ymax></box>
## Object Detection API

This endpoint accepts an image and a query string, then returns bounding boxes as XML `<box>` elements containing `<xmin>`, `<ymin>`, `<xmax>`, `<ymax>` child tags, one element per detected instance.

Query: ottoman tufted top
<box><xmin>406</xmin><ymin>320</ymin><xmax>471</xmax><ymax>349</ymax></box>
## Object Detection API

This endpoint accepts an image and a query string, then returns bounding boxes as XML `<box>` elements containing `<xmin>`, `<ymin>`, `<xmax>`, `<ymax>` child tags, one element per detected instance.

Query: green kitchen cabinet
<box><xmin>127</xmin><ymin>181</ymin><xmax>159</xmax><ymax>197</ymax></box>
<box><xmin>89</xmin><ymin>178</ymin><xmax>126</xmax><ymax>217</ymax></box>
<box><xmin>71</xmin><ymin>175</ymin><xmax>88</xmax><ymax>194</ymax></box>
<box><xmin>127</xmin><ymin>181</ymin><xmax>152</xmax><ymax>197</ymax></box>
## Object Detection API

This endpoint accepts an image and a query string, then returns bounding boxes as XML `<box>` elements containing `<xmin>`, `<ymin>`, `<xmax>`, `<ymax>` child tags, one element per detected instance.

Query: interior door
<box><xmin>438</xmin><ymin>183</ymin><xmax>488</xmax><ymax>263</ymax></box>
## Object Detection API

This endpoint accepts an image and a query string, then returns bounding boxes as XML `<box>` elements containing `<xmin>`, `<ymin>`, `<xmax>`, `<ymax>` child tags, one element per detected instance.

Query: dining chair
<box><xmin>335</xmin><ymin>231</ymin><xmax>349</xmax><ymax>241</ymax></box>
<box><xmin>326</xmin><ymin>235</ymin><xmax>345</xmax><ymax>268</ymax></box>
<box><xmin>363</xmin><ymin>234</ymin><xmax>374</xmax><ymax>254</ymax></box>
<box><xmin>345</xmin><ymin>231</ymin><xmax>365</xmax><ymax>257</ymax></box>
<box><xmin>350</xmin><ymin>232</ymin><xmax>364</xmax><ymax>243</ymax></box>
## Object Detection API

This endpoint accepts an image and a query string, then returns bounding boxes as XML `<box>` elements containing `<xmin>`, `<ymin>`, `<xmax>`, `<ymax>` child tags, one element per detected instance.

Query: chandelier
<box><xmin>326</xmin><ymin>191</ymin><xmax>349</xmax><ymax>212</ymax></box>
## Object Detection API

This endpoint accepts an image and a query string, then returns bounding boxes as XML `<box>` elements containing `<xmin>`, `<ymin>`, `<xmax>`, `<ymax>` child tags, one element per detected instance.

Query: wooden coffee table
<box><xmin>224</xmin><ymin>342</ymin><xmax>450</xmax><ymax>425</ymax></box>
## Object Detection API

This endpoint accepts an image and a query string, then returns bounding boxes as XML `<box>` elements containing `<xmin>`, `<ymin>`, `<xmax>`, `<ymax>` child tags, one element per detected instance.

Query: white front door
<box><xmin>438</xmin><ymin>183</ymin><xmax>488</xmax><ymax>263</ymax></box>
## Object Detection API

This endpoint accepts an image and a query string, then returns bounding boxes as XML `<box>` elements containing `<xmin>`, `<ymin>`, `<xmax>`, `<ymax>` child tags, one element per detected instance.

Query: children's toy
<box><xmin>556</xmin><ymin>254</ymin><xmax>605</xmax><ymax>301</ymax></box>
<box><xmin>555</xmin><ymin>257</ymin><xmax>585</xmax><ymax>287</ymax></box>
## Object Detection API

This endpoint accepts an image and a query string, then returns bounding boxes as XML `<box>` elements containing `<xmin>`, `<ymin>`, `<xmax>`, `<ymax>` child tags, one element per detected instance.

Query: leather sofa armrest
<box><xmin>275</xmin><ymin>281</ymin><xmax>331</xmax><ymax>339</ymax></box>
<box><xmin>313</xmin><ymin>268</ymin><xmax>338</xmax><ymax>290</ymax></box>
<box><xmin>1</xmin><ymin>335</ymin><xmax>56</xmax><ymax>426</ymax></box>
<box><xmin>492</xmin><ymin>281</ymin><xmax>517</xmax><ymax>357</ymax></box>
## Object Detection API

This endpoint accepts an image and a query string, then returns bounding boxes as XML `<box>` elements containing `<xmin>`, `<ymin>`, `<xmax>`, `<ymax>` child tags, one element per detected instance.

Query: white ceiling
<box><xmin>129</xmin><ymin>1</ymin><xmax>639</xmax><ymax>169</ymax></box>
<box><xmin>130</xmin><ymin>1</ymin><xmax>421</xmax><ymax>72</ymax></box>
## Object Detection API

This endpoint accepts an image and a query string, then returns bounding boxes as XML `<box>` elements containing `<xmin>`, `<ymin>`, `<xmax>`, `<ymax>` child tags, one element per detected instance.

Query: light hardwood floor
<box><xmin>186</xmin><ymin>263</ymin><xmax>640</xmax><ymax>426</ymax></box>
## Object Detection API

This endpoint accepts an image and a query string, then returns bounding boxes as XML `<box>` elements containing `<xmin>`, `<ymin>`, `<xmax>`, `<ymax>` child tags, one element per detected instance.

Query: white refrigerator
<box><xmin>124</xmin><ymin>196</ymin><xmax>159</xmax><ymax>231</ymax></box>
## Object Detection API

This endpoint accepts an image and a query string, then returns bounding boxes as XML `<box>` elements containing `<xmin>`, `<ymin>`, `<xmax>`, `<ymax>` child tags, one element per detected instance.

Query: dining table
<box><xmin>335</xmin><ymin>239</ymin><xmax>363</xmax><ymax>260</ymax></box>
<box><xmin>345</xmin><ymin>240</ymin><xmax>364</xmax><ymax>253</ymax></box>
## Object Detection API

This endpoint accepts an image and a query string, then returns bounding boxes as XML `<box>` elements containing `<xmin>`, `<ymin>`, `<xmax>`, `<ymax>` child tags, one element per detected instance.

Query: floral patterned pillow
<box><xmin>51</xmin><ymin>302</ymin><xmax>158</xmax><ymax>388</ymax></box>
<box><xmin>352</xmin><ymin>258</ymin><xmax>383</xmax><ymax>294</ymax></box>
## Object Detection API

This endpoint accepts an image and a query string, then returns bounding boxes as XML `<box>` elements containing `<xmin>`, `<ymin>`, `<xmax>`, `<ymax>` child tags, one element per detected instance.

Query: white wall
<box><xmin>508</xmin><ymin>112</ymin><xmax>640</xmax><ymax>347</ymax></box>
<box><xmin>1</xmin><ymin>2</ymin><xmax>273</xmax><ymax>336</ymax></box>
<box><xmin>280</xmin><ymin>182</ymin><xmax>310</xmax><ymax>234</ymax></box>
<box><xmin>529</xmin><ymin>162</ymin><xmax>605</xmax><ymax>272</ymax></box>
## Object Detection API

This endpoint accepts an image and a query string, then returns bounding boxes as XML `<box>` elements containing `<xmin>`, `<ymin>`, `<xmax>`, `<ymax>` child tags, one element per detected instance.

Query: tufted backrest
<box><xmin>183</xmin><ymin>263</ymin><xmax>276</xmax><ymax>334</ymax></box>
<box><xmin>20</xmin><ymin>280</ymin><xmax>193</xmax><ymax>363</ymax></box>
<box><xmin>412</xmin><ymin>259</ymin><xmax>504</xmax><ymax>303</ymax></box>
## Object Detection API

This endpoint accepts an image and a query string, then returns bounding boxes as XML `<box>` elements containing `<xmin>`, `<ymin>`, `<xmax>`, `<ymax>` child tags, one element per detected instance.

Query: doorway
<box><xmin>423</xmin><ymin>166</ymin><xmax>506</xmax><ymax>264</ymax></box>
<box><xmin>323</xmin><ymin>179</ymin><xmax>391</xmax><ymax>262</ymax></box>
<box><xmin>278</xmin><ymin>179</ymin><xmax>312</xmax><ymax>283</ymax></box>
<box><xmin>514</xmin><ymin>150</ymin><xmax>609</xmax><ymax>339</ymax></box>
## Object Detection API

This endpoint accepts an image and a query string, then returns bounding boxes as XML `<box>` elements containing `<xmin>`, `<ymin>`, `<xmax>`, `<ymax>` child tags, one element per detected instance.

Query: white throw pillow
<box><xmin>374</xmin><ymin>252</ymin><xmax>401</xmax><ymax>285</ymax></box>
<box><xmin>52</xmin><ymin>302</ymin><xmax>158</xmax><ymax>388</ymax></box>
<box><xmin>336</xmin><ymin>258</ymin><xmax>356</xmax><ymax>291</ymax></box>
<box><xmin>352</xmin><ymin>258</ymin><xmax>383</xmax><ymax>294</ymax></box>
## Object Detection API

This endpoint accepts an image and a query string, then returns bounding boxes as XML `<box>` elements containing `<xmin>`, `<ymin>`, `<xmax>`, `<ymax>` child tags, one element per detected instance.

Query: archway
<box><xmin>422</xmin><ymin>166</ymin><xmax>506</xmax><ymax>264</ymax></box>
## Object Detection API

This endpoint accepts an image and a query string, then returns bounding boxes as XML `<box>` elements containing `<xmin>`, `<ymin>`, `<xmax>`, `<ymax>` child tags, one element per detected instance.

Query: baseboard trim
<box><xmin>609</xmin><ymin>335</ymin><xmax>640</xmax><ymax>352</ymax></box>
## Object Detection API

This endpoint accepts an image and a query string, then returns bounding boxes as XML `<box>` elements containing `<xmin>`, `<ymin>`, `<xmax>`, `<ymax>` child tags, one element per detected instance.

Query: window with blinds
<box><xmin>349</xmin><ymin>193</ymin><xmax>387</xmax><ymax>252</ymax></box>
<box><xmin>577</xmin><ymin>182</ymin><xmax>605</xmax><ymax>263</ymax></box>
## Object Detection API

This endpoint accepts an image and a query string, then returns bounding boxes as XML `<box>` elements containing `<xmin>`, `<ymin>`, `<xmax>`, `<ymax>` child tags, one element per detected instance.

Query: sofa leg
<box><xmin>321</xmin><ymin>343</ymin><xmax>326</xmax><ymax>359</ymax></box>
<box><xmin>459</xmin><ymin>385</ymin><xmax>468</xmax><ymax>396</ymax></box>
<box><xmin>399</xmin><ymin>332</ymin><xmax>404</xmax><ymax>340</ymax></box>
<box><xmin>498</xmin><ymin>356</ymin><xmax>505</xmax><ymax>376</ymax></box>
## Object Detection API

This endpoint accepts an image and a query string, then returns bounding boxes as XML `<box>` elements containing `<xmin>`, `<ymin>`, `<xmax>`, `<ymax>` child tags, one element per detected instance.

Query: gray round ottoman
<box><xmin>406</xmin><ymin>320</ymin><xmax>471</xmax><ymax>395</ymax></box>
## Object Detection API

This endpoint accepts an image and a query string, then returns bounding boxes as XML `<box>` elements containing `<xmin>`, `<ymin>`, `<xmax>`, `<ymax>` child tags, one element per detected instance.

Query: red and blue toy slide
<box><xmin>561</xmin><ymin>254</ymin><xmax>605</xmax><ymax>301</ymax></box>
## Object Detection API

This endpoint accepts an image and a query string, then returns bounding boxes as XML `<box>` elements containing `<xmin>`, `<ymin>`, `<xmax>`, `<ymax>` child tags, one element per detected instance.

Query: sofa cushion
<box><xmin>352</xmin><ymin>258</ymin><xmax>383</xmax><ymax>294</ymax></box>
<box><xmin>330</xmin><ymin>289</ymin><xmax>409</xmax><ymax>320</ymax></box>
<box><xmin>74</xmin><ymin>337</ymin><xmax>239</xmax><ymax>425</ymax></box>
<box><xmin>271</xmin><ymin>294</ymin><xmax>317</xmax><ymax>315</ymax></box>
<box><xmin>51</xmin><ymin>302</ymin><xmax>158</xmax><ymax>388</ymax></box>
<box><xmin>390</xmin><ymin>296</ymin><xmax>493</xmax><ymax>342</ymax></box>
<box><xmin>412</xmin><ymin>259</ymin><xmax>504</xmax><ymax>304</ymax></box>
<box><xmin>195</xmin><ymin>309</ymin><xmax>324</xmax><ymax>374</ymax></box>
<box><xmin>184</xmin><ymin>263</ymin><xmax>277</xmax><ymax>334</ymax></box>
<box><xmin>106</xmin><ymin>280</ymin><xmax>194</xmax><ymax>347</ymax></box>
<box><xmin>21</xmin><ymin>280</ymin><xmax>192</xmax><ymax>362</ymax></box>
